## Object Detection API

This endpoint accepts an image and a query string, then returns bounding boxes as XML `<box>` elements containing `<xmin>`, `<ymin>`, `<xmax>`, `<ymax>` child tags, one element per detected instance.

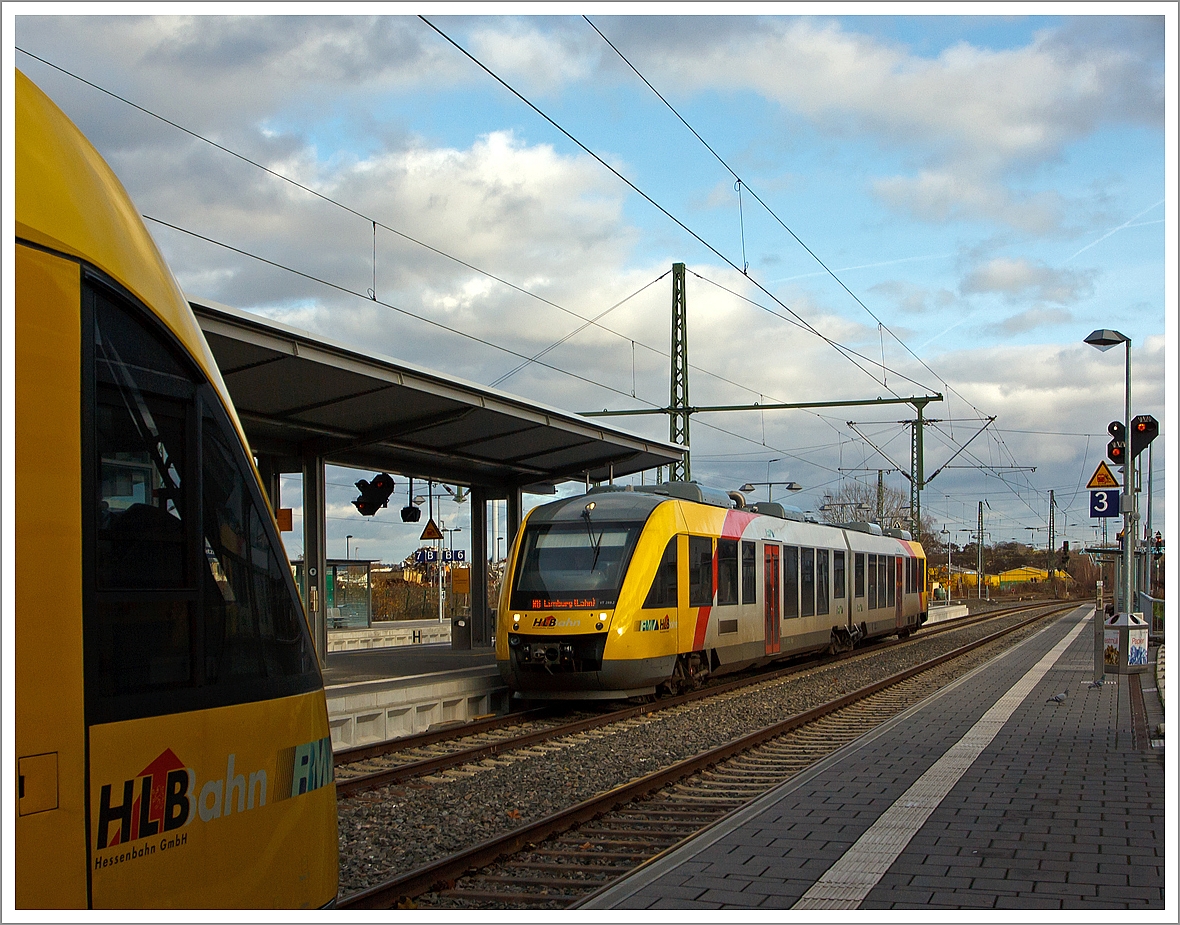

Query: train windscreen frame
<box><xmin>510</xmin><ymin>520</ymin><xmax>645</xmax><ymax>610</ymax></box>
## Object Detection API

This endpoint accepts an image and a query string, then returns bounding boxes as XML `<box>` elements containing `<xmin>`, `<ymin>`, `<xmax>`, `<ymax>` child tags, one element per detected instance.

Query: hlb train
<box><xmin>496</xmin><ymin>482</ymin><xmax>927</xmax><ymax>700</ymax></box>
<box><xmin>15</xmin><ymin>71</ymin><xmax>338</xmax><ymax>907</ymax></box>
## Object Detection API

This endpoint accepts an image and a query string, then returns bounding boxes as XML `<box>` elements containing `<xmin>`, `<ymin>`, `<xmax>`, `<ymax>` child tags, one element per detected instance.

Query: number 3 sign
<box><xmin>1090</xmin><ymin>489</ymin><xmax>1120</xmax><ymax>518</ymax></box>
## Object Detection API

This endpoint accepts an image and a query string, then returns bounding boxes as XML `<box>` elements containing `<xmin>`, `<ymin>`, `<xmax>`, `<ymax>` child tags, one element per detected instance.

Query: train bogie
<box><xmin>497</xmin><ymin>485</ymin><xmax>927</xmax><ymax>701</ymax></box>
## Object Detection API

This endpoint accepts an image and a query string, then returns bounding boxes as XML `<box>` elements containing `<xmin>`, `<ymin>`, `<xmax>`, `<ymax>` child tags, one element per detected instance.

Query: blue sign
<box><xmin>441</xmin><ymin>549</ymin><xmax>466</xmax><ymax>562</ymax></box>
<box><xmin>414</xmin><ymin>548</ymin><xmax>439</xmax><ymax>563</ymax></box>
<box><xmin>1090</xmin><ymin>489</ymin><xmax>1120</xmax><ymax>518</ymax></box>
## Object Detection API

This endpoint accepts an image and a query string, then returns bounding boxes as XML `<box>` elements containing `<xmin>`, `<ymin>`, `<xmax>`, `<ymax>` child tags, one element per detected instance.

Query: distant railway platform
<box><xmin>325</xmin><ymin>642</ymin><xmax>504</xmax><ymax>750</ymax></box>
<box><xmin>581</xmin><ymin>605</ymin><xmax>1165</xmax><ymax>911</ymax></box>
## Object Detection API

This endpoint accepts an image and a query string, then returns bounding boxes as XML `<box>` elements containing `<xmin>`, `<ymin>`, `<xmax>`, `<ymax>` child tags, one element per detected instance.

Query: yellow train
<box><xmin>497</xmin><ymin>482</ymin><xmax>928</xmax><ymax>699</ymax></box>
<box><xmin>15</xmin><ymin>71</ymin><xmax>338</xmax><ymax>907</ymax></box>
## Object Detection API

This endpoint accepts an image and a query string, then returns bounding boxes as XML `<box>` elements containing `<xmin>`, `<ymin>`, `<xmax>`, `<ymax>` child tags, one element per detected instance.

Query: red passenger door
<box><xmin>895</xmin><ymin>556</ymin><xmax>905</xmax><ymax>630</ymax></box>
<box><xmin>764</xmin><ymin>545</ymin><xmax>780</xmax><ymax>655</ymax></box>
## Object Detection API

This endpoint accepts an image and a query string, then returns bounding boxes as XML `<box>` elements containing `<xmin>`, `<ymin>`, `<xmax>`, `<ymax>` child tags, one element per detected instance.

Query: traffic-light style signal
<box><xmin>1131</xmin><ymin>414</ymin><xmax>1159</xmax><ymax>459</ymax></box>
<box><xmin>1106</xmin><ymin>420</ymin><xmax>1126</xmax><ymax>465</ymax></box>
<box><xmin>353</xmin><ymin>473</ymin><xmax>396</xmax><ymax>516</ymax></box>
<box><xmin>400</xmin><ymin>504</ymin><xmax>422</xmax><ymax>523</ymax></box>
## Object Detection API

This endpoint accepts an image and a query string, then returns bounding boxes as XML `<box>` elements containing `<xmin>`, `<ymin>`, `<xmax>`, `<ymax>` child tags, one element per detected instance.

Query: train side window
<box><xmin>854</xmin><ymin>553</ymin><xmax>865</xmax><ymax>598</ymax></box>
<box><xmin>93</xmin><ymin>296</ymin><xmax>194</xmax><ymax>591</ymax></box>
<box><xmin>833</xmin><ymin>550</ymin><xmax>846</xmax><ymax>600</ymax></box>
<box><xmin>643</xmin><ymin>536</ymin><xmax>678</xmax><ymax>608</ymax></box>
<box><xmin>782</xmin><ymin>546</ymin><xmax>799</xmax><ymax>618</ymax></box>
<box><xmin>741</xmin><ymin>541</ymin><xmax>757</xmax><ymax>604</ymax></box>
<box><xmin>887</xmin><ymin>556</ymin><xmax>896</xmax><ymax>607</ymax></box>
<box><xmin>800</xmin><ymin>548</ymin><xmax>815</xmax><ymax>617</ymax></box>
<box><xmin>919</xmin><ymin>558</ymin><xmax>926</xmax><ymax>592</ymax></box>
<box><xmin>84</xmin><ymin>275</ymin><xmax>320</xmax><ymax>726</ymax></box>
<box><xmin>817</xmin><ymin>549</ymin><xmax>830</xmax><ymax>615</ymax></box>
<box><xmin>868</xmin><ymin>554</ymin><xmax>878</xmax><ymax>609</ymax></box>
<box><xmin>905</xmin><ymin>557</ymin><xmax>912</xmax><ymax>594</ymax></box>
<box><xmin>201</xmin><ymin>401</ymin><xmax>319</xmax><ymax>684</ymax></box>
<box><xmin>688</xmin><ymin>536</ymin><xmax>714</xmax><ymax>607</ymax></box>
<box><xmin>716</xmin><ymin>539</ymin><xmax>738</xmax><ymax>606</ymax></box>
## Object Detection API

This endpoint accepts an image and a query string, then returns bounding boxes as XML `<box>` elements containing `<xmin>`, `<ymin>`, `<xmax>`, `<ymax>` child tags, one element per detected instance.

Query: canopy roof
<box><xmin>191</xmin><ymin>298</ymin><xmax>684</xmax><ymax>490</ymax></box>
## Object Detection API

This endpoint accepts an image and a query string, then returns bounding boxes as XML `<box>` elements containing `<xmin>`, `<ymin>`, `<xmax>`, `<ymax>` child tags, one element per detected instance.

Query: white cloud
<box><xmin>961</xmin><ymin>258</ymin><xmax>1096</xmax><ymax>305</ymax></box>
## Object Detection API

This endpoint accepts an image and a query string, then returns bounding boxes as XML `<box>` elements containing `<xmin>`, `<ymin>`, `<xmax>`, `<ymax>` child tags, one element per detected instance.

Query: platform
<box><xmin>323</xmin><ymin>642</ymin><xmax>505</xmax><ymax>750</ymax></box>
<box><xmin>581</xmin><ymin>605</ymin><xmax>1166</xmax><ymax>910</ymax></box>
<box><xmin>327</xmin><ymin>618</ymin><xmax>451</xmax><ymax>652</ymax></box>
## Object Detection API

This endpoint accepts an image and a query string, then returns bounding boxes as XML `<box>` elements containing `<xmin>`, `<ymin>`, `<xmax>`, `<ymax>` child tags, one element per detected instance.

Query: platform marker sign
<box><xmin>1086</xmin><ymin>461</ymin><xmax>1120</xmax><ymax>489</ymax></box>
<box><xmin>1090</xmin><ymin>489</ymin><xmax>1120</xmax><ymax>519</ymax></box>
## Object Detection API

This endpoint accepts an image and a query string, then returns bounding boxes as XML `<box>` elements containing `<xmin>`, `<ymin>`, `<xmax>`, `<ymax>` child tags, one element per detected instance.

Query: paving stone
<box><xmin>582</xmin><ymin>611</ymin><xmax>1163</xmax><ymax>913</ymax></box>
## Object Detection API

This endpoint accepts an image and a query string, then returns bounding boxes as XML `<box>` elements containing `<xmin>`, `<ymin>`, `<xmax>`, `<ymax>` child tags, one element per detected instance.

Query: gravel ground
<box><xmin>338</xmin><ymin>607</ymin><xmax>1069</xmax><ymax>896</ymax></box>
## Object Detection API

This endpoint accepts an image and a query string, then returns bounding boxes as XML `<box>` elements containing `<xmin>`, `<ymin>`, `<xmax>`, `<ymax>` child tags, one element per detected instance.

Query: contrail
<box><xmin>917</xmin><ymin>315</ymin><xmax>974</xmax><ymax>351</ymax></box>
<box><xmin>770</xmin><ymin>252</ymin><xmax>954</xmax><ymax>284</ymax></box>
<box><xmin>1065</xmin><ymin>199</ymin><xmax>1164</xmax><ymax>263</ymax></box>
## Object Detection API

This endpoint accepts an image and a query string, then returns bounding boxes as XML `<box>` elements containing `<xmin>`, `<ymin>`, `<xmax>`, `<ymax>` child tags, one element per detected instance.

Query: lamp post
<box><xmin>1084</xmin><ymin>328</ymin><xmax>1133</xmax><ymax>613</ymax></box>
<box><xmin>740</xmin><ymin>481</ymin><xmax>802</xmax><ymax>503</ymax></box>
<box><xmin>941</xmin><ymin>527</ymin><xmax>951</xmax><ymax>602</ymax></box>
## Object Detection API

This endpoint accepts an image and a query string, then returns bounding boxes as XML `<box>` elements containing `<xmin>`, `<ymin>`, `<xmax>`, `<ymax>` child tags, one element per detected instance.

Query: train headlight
<box><xmin>596</xmin><ymin>622</ymin><xmax>603</xmax><ymax>631</ymax></box>
<box><xmin>512</xmin><ymin>613</ymin><xmax>520</xmax><ymax>627</ymax></box>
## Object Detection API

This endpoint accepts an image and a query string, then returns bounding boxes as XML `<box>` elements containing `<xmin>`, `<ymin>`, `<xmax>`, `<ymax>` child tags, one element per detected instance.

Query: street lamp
<box><xmin>346</xmin><ymin>534</ymin><xmax>353</xmax><ymax>559</ymax></box>
<box><xmin>740</xmin><ymin>481</ymin><xmax>802</xmax><ymax>503</ymax></box>
<box><xmin>1084</xmin><ymin>328</ymin><xmax>1133</xmax><ymax>613</ymax></box>
<box><xmin>940</xmin><ymin>526</ymin><xmax>951</xmax><ymax>602</ymax></box>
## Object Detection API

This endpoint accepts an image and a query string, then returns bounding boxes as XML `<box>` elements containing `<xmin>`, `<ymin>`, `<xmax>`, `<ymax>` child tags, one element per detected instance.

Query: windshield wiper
<box><xmin>582</xmin><ymin>501</ymin><xmax>604</xmax><ymax>570</ymax></box>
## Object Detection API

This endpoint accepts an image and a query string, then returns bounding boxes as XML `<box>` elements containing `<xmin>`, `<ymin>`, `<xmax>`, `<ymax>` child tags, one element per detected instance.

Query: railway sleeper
<box><xmin>434</xmin><ymin>889</ymin><xmax>581</xmax><ymax>905</ymax></box>
<box><xmin>469</xmin><ymin>874</ymin><xmax>613</xmax><ymax>888</ymax></box>
<box><xmin>509</xmin><ymin>861</ymin><xmax>637</xmax><ymax>873</ymax></box>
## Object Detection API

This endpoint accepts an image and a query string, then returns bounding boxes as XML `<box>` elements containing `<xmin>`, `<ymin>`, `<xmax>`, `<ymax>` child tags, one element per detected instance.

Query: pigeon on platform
<box><xmin>1047</xmin><ymin>692</ymin><xmax>1067</xmax><ymax>703</ymax></box>
<box><xmin>1088</xmin><ymin>678</ymin><xmax>1105</xmax><ymax>689</ymax></box>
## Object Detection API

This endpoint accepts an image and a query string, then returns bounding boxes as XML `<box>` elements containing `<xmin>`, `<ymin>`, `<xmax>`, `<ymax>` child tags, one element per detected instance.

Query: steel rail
<box><xmin>333</xmin><ymin>601</ymin><xmax>1062</xmax><ymax>795</ymax></box>
<box><xmin>338</xmin><ymin>602</ymin><xmax>1073</xmax><ymax>908</ymax></box>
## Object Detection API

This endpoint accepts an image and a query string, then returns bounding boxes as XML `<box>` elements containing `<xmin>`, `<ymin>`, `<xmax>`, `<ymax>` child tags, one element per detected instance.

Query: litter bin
<box><xmin>1103</xmin><ymin>611</ymin><xmax>1150</xmax><ymax>674</ymax></box>
<box><xmin>451</xmin><ymin>613</ymin><xmax>471</xmax><ymax>650</ymax></box>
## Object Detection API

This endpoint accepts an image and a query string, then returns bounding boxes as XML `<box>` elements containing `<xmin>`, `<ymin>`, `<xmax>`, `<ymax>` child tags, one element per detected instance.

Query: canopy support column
<box><xmin>302</xmin><ymin>451</ymin><xmax>328</xmax><ymax>666</ymax></box>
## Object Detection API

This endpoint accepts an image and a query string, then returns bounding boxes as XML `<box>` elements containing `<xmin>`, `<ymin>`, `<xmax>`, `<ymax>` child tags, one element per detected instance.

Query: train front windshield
<box><xmin>510</xmin><ymin>520</ymin><xmax>644</xmax><ymax>611</ymax></box>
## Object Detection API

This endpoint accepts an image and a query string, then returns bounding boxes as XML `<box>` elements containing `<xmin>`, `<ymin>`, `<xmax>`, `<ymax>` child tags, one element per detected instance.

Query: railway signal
<box><xmin>1130</xmin><ymin>414</ymin><xmax>1158</xmax><ymax>459</ymax></box>
<box><xmin>1106</xmin><ymin>421</ymin><xmax>1126</xmax><ymax>465</ymax></box>
<box><xmin>353</xmin><ymin>472</ymin><xmax>396</xmax><ymax>516</ymax></box>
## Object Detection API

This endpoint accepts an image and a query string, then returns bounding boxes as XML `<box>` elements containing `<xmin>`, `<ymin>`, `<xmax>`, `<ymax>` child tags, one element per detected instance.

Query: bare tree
<box><xmin>820</xmin><ymin>479</ymin><xmax>937</xmax><ymax>542</ymax></box>
<box><xmin>820</xmin><ymin>479</ymin><xmax>909</xmax><ymax>527</ymax></box>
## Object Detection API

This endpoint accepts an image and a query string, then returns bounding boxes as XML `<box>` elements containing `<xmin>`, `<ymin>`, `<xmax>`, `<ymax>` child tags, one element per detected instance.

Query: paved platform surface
<box><xmin>582</xmin><ymin>606</ymin><xmax>1166</xmax><ymax>911</ymax></box>
<box><xmin>323</xmin><ymin>641</ymin><xmax>497</xmax><ymax>687</ymax></box>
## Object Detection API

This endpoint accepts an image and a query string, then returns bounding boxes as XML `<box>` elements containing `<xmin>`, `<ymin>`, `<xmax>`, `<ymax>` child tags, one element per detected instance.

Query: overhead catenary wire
<box><xmin>582</xmin><ymin>15</ymin><xmax>995</xmax><ymax>426</ymax></box>
<box><xmin>143</xmin><ymin>214</ymin><xmax>834</xmax><ymax>471</ymax></box>
<box><xmin>417</xmin><ymin>16</ymin><xmax>930</xmax><ymax>404</ymax></box>
<box><xmin>20</xmin><ymin>41</ymin><xmax>1035</xmax><ymax>502</ymax></box>
<box><xmin>21</xmin><ymin>39</ymin><xmax>954</xmax><ymax>486</ymax></box>
<box><xmin>14</xmin><ymin>45</ymin><xmax>827</xmax><ymax>425</ymax></box>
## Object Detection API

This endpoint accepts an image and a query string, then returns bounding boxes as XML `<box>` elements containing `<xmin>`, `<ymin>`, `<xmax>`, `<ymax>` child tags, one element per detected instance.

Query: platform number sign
<box><xmin>1090</xmin><ymin>490</ymin><xmax>1120</xmax><ymax>519</ymax></box>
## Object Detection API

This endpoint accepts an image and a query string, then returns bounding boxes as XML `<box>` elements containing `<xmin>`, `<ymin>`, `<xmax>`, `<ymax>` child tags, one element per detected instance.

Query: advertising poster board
<box><xmin>1103</xmin><ymin>629</ymin><xmax>1121</xmax><ymax>666</ymax></box>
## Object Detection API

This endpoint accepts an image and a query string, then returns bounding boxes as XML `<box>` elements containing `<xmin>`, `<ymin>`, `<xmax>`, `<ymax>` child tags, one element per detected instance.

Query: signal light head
<box><xmin>353</xmin><ymin>473</ymin><xmax>396</xmax><ymax>517</ymax></box>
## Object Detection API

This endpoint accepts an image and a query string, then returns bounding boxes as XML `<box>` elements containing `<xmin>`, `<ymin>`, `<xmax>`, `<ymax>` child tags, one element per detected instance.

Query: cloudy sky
<box><xmin>10</xmin><ymin>8</ymin><xmax>1173</xmax><ymax>566</ymax></box>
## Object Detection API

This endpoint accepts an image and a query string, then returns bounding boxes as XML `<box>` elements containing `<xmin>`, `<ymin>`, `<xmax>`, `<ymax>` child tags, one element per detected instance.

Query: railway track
<box><xmin>333</xmin><ymin>601</ymin><xmax>1057</xmax><ymax>797</ymax></box>
<box><xmin>339</xmin><ymin>601</ymin><xmax>1075</xmax><ymax>908</ymax></box>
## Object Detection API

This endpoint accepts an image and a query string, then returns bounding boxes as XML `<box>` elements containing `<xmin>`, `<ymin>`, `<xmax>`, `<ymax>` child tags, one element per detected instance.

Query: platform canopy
<box><xmin>191</xmin><ymin>298</ymin><xmax>684</xmax><ymax>490</ymax></box>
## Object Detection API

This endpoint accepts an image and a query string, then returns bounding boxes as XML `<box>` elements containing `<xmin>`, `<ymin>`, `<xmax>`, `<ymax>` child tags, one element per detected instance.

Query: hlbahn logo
<box><xmin>94</xmin><ymin>737</ymin><xmax>332</xmax><ymax>858</ymax></box>
<box><xmin>532</xmin><ymin>616</ymin><xmax>579</xmax><ymax>628</ymax></box>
